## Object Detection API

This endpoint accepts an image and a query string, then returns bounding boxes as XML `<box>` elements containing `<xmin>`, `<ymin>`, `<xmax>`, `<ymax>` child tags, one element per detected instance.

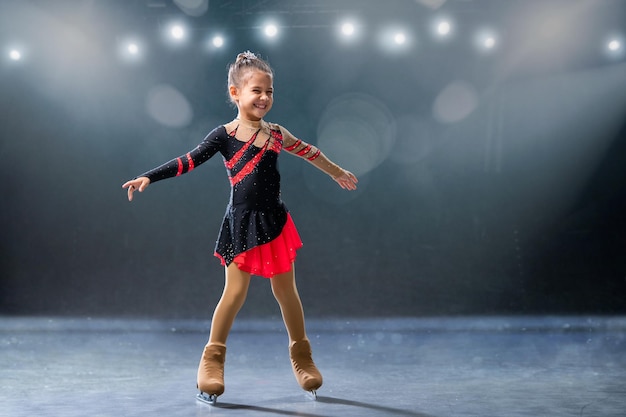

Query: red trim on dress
<box><xmin>226</xmin><ymin>128</ymin><xmax>283</xmax><ymax>186</ymax></box>
<box><xmin>186</xmin><ymin>152</ymin><xmax>195</xmax><ymax>172</ymax></box>
<box><xmin>270</xmin><ymin>134</ymin><xmax>283</xmax><ymax>152</ymax></box>
<box><xmin>225</xmin><ymin>130</ymin><xmax>259</xmax><ymax>170</ymax></box>
<box><xmin>176</xmin><ymin>157</ymin><xmax>183</xmax><ymax>176</ymax></box>
<box><xmin>229</xmin><ymin>142</ymin><xmax>268</xmax><ymax>186</ymax></box>
<box><xmin>307</xmin><ymin>149</ymin><xmax>321</xmax><ymax>161</ymax></box>
<box><xmin>271</xmin><ymin>130</ymin><xmax>283</xmax><ymax>141</ymax></box>
<box><xmin>296</xmin><ymin>145</ymin><xmax>312</xmax><ymax>156</ymax></box>
<box><xmin>284</xmin><ymin>139</ymin><xmax>302</xmax><ymax>152</ymax></box>
<box><xmin>214</xmin><ymin>213</ymin><xmax>303</xmax><ymax>278</ymax></box>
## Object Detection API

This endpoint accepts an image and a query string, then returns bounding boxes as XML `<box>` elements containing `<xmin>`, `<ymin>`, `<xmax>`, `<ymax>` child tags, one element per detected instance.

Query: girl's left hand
<box><xmin>334</xmin><ymin>170</ymin><xmax>358</xmax><ymax>190</ymax></box>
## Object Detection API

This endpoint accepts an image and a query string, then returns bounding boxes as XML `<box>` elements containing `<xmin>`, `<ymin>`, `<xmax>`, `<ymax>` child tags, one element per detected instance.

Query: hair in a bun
<box><xmin>228</xmin><ymin>50</ymin><xmax>273</xmax><ymax>91</ymax></box>
<box><xmin>236</xmin><ymin>50</ymin><xmax>258</xmax><ymax>63</ymax></box>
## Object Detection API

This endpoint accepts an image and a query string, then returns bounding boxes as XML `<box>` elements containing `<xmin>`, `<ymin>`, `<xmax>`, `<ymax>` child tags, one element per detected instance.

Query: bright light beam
<box><xmin>608</xmin><ymin>39</ymin><xmax>621</xmax><ymax>51</ymax></box>
<box><xmin>431</xmin><ymin>17</ymin><xmax>454</xmax><ymax>41</ymax></box>
<box><xmin>212</xmin><ymin>36</ymin><xmax>224</xmax><ymax>48</ymax></box>
<box><xmin>375</xmin><ymin>26</ymin><xmax>412</xmax><ymax>54</ymax></box>
<box><xmin>605</xmin><ymin>35</ymin><xmax>624</xmax><ymax>59</ymax></box>
<box><xmin>473</xmin><ymin>27</ymin><xmax>499</xmax><ymax>54</ymax></box>
<box><xmin>437</xmin><ymin>20</ymin><xmax>451</xmax><ymax>36</ymax></box>
<box><xmin>171</xmin><ymin>25</ymin><xmax>185</xmax><ymax>40</ymax></box>
<box><xmin>118</xmin><ymin>37</ymin><xmax>144</xmax><ymax>62</ymax></box>
<box><xmin>341</xmin><ymin>22</ymin><xmax>355</xmax><ymax>36</ymax></box>
<box><xmin>394</xmin><ymin>32</ymin><xmax>407</xmax><ymax>45</ymax></box>
<box><xmin>9</xmin><ymin>49</ymin><xmax>22</xmax><ymax>61</ymax></box>
<box><xmin>338</xmin><ymin>19</ymin><xmax>361</xmax><ymax>45</ymax></box>
<box><xmin>264</xmin><ymin>24</ymin><xmax>278</xmax><ymax>38</ymax></box>
<box><xmin>484</xmin><ymin>36</ymin><xmax>496</xmax><ymax>49</ymax></box>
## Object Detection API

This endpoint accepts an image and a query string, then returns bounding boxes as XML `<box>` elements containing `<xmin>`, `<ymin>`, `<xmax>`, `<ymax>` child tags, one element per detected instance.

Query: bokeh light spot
<box><xmin>173</xmin><ymin>0</ymin><xmax>208</xmax><ymax>17</ymax></box>
<box><xmin>394</xmin><ymin>32</ymin><xmax>407</xmax><ymax>45</ymax></box>
<box><xmin>170</xmin><ymin>25</ymin><xmax>185</xmax><ymax>40</ymax></box>
<box><xmin>341</xmin><ymin>22</ymin><xmax>355</xmax><ymax>36</ymax></box>
<box><xmin>212</xmin><ymin>36</ymin><xmax>224</xmax><ymax>48</ymax></box>
<box><xmin>433</xmin><ymin>80</ymin><xmax>479</xmax><ymax>123</ymax></box>
<box><xmin>145</xmin><ymin>84</ymin><xmax>193</xmax><ymax>128</ymax></box>
<box><xmin>264</xmin><ymin>24</ymin><xmax>278</xmax><ymax>37</ymax></box>
<box><xmin>9</xmin><ymin>49</ymin><xmax>22</xmax><ymax>61</ymax></box>
<box><xmin>390</xmin><ymin>115</ymin><xmax>438</xmax><ymax>165</ymax></box>
<box><xmin>317</xmin><ymin>93</ymin><xmax>396</xmax><ymax>177</ymax></box>
<box><xmin>437</xmin><ymin>20</ymin><xmax>451</xmax><ymax>36</ymax></box>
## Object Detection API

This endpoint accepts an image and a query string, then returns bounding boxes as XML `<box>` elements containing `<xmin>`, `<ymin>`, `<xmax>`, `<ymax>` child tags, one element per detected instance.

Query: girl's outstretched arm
<box><xmin>331</xmin><ymin>170</ymin><xmax>358</xmax><ymax>190</ymax></box>
<box><xmin>121</xmin><ymin>126</ymin><xmax>228</xmax><ymax>202</ymax></box>
<box><xmin>122</xmin><ymin>176</ymin><xmax>150</xmax><ymax>201</ymax></box>
<box><xmin>278</xmin><ymin>125</ymin><xmax>358</xmax><ymax>190</ymax></box>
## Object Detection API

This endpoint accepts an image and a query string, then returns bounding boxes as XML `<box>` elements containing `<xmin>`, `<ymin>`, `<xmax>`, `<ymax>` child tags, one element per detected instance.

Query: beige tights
<box><xmin>270</xmin><ymin>265</ymin><xmax>307</xmax><ymax>343</ymax></box>
<box><xmin>208</xmin><ymin>262</ymin><xmax>308</xmax><ymax>345</ymax></box>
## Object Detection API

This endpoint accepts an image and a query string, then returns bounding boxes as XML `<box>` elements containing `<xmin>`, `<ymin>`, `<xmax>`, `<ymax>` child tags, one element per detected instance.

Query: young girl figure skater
<box><xmin>122</xmin><ymin>51</ymin><xmax>358</xmax><ymax>403</ymax></box>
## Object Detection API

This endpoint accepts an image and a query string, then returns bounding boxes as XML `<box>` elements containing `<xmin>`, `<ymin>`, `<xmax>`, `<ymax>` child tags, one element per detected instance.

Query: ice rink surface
<box><xmin>2</xmin><ymin>316</ymin><xmax>625</xmax><ymax>417</ymax></box>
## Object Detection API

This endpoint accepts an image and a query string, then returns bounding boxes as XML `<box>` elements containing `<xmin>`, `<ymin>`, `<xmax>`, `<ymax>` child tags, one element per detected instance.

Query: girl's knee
<box><xmin>223</xmin><ymin>283</ymin><xmax>249</xmax><ymax>305</ymax></box>
<box><xmin>271</xmin><ymin>279</ymin><xmax>298</xmax><ymax>303</ymax></box>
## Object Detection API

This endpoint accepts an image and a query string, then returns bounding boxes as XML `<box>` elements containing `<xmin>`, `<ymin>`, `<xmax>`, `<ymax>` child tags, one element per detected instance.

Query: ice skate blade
<box><xmin>196</xmin><ymin>392</ymin><xmax>218</xmax><ymax>405</ymax></box>
<box><xmin>307</xmin><ymin>390</ymin><xmax>317</xmax><ymax>400</ymax></box>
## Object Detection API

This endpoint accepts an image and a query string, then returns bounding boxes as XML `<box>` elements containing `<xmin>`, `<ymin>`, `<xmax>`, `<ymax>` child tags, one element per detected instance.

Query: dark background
<box><xmin>1</xmin><ymin>0</ymin><xmax>625</xmax><ymax>319</ymax></box>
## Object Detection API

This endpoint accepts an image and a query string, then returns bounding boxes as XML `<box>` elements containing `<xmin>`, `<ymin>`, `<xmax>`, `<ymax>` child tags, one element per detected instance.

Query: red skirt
<box><xmin>214</xmin><ymin>213</ymin><xmax>303</xmax><ymax>278</ymax></box>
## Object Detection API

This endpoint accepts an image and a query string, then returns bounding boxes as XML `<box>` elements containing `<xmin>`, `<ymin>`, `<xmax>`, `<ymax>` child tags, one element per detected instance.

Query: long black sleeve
<box><xmin>139</xmin><ymin>126</ymin><xmax>227</xmax><ymax>184</ymax></box>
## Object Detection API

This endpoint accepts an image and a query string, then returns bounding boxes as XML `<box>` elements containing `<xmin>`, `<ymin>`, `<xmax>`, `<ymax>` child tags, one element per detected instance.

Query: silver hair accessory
<box><xmin>240</xmin><ymin>50</ymin><xmax>256</xmax><ymax>61</ymax></box>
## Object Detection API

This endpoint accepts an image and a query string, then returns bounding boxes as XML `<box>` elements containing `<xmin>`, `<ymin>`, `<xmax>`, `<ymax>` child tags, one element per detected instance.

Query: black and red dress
<box><xmin>139</xmin><ymin>124</ymin><xmax>302</xmax><ymax>278</ymax></box>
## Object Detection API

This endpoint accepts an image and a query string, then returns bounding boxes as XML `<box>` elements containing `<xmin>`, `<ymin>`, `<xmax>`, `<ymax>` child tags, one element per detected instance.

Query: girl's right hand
<box><xmin>333</xmin><ymin>170</ymin><xmax>358</xmax><ymax>191</ymax></box>
<box><xmin>122</xmin><ymin>177</ymin><xmax>150</xmax><ymax>201</ymax></box>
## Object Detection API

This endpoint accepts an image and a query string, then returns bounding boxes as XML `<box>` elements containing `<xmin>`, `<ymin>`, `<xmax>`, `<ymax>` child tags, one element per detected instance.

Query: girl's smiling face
<box><xmin>230</xmin><ymin>69</ymin><xmax>274</xmax><ymax>121</ymax></box>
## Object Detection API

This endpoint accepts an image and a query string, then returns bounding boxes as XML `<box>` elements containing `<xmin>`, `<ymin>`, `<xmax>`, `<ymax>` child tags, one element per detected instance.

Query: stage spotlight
<box><xmin>608</xmin><ymin>39</ymin><xmax>621</xmax><ymax>51</ymax></box>
<box><xmin>9</xmin><ymin>49</ymin><xmax>22</xmax><ymax>61</ymax></box>
<box><xmin>427</xmin><ymin>16</ymin><xmax>455</xmax><ymax>42</ymax></box>
<box><xmin>337</xmin><ymin>19</ymin><xmax>361</xmax><ymax>44</ymax></box>
<box><xmin>604</xmin><ymin>35</ymin><xmax>624</xmax><ymax>59</ymax></box>
<box><xmin>377</xmin><ymin>27</ymin><xmax>412</xmax><ymax>53</ymax></box>
<box><xmin>264</xmin><ymin>24</ymin><xmax>278</xmax><ymax>38</ymax></box>
<box><xmin>431</xmin><ymin>17</ymin><xmax>454</xmax><ymax>41</ymax></box>
<box><xmin>437</xmin><ymin>20</ymin><xmax>451</xmax><ymax>36</ymax></box>
<box><xmin>394</xmin><ymin>32</ymin><xmax>407</xmax><ymax>45</ymax></box>
<box><xmin>341</xmin><ymin>22</ymin><xmax>355</xmax><ymax>36</ymax></box>
<box><xmin>163</xmin><ymin>22</ymin><xmax>190</xmax><ymax>47</ymax></box>
<box><xmin>118</xmin><ymin>39</ymin><xmax>144</xmax><ymax>62</ymax></box>
<box><xmin>212</xmin><ymin>36</ymin><xmax>224</xmax><ymax>48</ymax></box>
<box><xmin>474</xmin><ymin>29</ymin><xmax>498</xmax><ymax>53</ymax></box>
<box><xmin>127</xmin><ymin>43</ymin><xmax>139</xmax><ymax>55</ymax></box>
<box><xmin>170</xmin><ymin>24</ymin><xmax>185</xmax><ymax>40</ymax></box>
